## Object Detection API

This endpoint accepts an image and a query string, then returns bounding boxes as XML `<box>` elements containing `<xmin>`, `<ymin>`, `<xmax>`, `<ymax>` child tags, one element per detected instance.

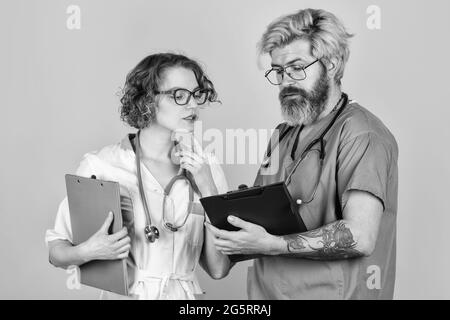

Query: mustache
<box><xmin>278</xmin><ymin>86</ymin><xmax>308</xmax><ymax>101</ymax></box>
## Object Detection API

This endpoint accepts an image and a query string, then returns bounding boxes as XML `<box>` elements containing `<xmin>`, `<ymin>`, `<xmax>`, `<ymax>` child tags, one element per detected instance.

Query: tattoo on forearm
<box><xmin>282</xmin><ymin>221</ymin><xmax>363</xmax><ymax>260</ymax></box>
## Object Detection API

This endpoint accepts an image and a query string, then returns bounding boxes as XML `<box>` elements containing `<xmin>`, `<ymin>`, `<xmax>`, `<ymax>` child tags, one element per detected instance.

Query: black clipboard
<box><xmin>200</xmin><ymin>182</ymin><xmax>306</xmax><ymax>262</ymax></box>
<box><xmin>65</xmin><ymin>174</ymin><xmax>129</xmax><ymax>296</ymax></box>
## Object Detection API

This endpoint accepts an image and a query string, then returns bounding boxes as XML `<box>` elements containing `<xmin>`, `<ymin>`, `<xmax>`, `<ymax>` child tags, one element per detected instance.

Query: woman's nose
<box><xmin>185</xmin><ymin>97</ymin><xmax>199</xmax><ymax>109</ymax></box>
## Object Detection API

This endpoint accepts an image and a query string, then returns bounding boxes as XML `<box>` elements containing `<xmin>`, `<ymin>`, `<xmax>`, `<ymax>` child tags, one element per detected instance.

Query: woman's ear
<box><xmin>141</xmin><ymin>102</ymin><xmax>157</xmax><ymax>122</ymax></box>
<box><xmin>150</xmin><ymin>101</ymin><xmax>159</xmax><ymax>113</ymax></box>
<box><xmin>150</xmin><ymin>96</ymin><xmax>160</xmax><ymax>110</ymax></box>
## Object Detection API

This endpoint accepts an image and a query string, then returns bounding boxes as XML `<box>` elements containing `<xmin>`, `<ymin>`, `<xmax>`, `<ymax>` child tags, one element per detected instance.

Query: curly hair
<box><xmin>258</xmin><ymin>8</ymin><xmax>353</xmax><ymax>84</ymax></box>
<box><xmin>120</xmin><ymin>53</ymin><xmax>219</xmax><ymax>129</ymax></box>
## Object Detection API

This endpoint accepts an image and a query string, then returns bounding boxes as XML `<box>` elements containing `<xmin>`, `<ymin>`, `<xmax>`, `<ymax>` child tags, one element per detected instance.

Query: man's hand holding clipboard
<box><xmin>200</xmin><ymin>182</ymin><xmax>306</xmax><ymax>262</ymax></box>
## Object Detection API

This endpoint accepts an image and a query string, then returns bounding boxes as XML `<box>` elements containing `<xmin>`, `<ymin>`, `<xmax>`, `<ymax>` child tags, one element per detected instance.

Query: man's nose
<box><xmin>280</xmin><ymin>72</ymin><xmax>296</xmax><ymax>87</ymax></box>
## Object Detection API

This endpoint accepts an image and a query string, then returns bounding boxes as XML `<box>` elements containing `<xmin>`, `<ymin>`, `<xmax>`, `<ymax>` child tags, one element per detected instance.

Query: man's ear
<box><xmin>326</xmin><ymin>57</ymin><xmax>339</xmax><ymax>79</ymax></box>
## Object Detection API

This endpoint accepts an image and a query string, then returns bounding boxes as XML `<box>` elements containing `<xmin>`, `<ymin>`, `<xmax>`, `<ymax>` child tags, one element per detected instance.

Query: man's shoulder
<box><xmin>272</xmin><ymin>122</ymin><xmax>295</xmax><ymax>139</ymax></box>
<box><xmin>339</xmin><ymin>102</ymin><xmax>398</xmax><ymax>152</ymax></box>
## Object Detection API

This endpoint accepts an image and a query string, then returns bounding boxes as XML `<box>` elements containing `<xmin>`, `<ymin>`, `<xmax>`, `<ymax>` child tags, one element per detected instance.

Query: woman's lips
<box><xmin>183</xmin><ymin>114</ymin><xmax>198</xmax><ymax>121</ymax></box>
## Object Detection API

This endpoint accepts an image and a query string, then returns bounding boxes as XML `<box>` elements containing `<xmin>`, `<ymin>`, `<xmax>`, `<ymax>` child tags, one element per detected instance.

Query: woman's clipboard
<box><xmin>65</xmin><ymin>174</ymin><xmax>129</xmax><ymax>296</ymax></box>
<box><xmin>200</xmin><ymin>182</ymin><xmax>306</xmax><ymax>262</ymax></box>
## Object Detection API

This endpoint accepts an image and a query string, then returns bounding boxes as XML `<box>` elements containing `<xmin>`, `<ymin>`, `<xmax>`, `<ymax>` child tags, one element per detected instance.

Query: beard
<box><xmin>278</xmin><ymin>69</ymin><xmax>330</xmax><ymax>126</ymax></box>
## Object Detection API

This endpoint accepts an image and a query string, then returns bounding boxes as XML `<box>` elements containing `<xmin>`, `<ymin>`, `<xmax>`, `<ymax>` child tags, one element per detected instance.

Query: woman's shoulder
<box><xmin>79</xmin><ymin>135</ymin><xmax>134</xmax><ymax>170</ymax></box>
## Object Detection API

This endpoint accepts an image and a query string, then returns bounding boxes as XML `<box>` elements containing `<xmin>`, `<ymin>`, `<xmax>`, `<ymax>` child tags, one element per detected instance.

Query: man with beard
<box><xmin>206</xmin><ymin>8</ymin><xmax>398</xmax><ymax>299</ymax></box>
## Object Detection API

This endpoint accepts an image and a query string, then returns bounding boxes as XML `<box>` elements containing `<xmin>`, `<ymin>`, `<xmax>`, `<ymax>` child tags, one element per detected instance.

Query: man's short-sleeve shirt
<box><xmin>250</xmin><ymin>99</ymin><xmax>398</xmax><ymax>300</ymax></box>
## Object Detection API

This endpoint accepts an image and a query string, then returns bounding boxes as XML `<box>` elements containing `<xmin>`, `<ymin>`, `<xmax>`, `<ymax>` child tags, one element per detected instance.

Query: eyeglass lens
<box><xmin>174</xmin><ymin>89</ymin><xmax>209</xmax><ymax>105</ymax></box>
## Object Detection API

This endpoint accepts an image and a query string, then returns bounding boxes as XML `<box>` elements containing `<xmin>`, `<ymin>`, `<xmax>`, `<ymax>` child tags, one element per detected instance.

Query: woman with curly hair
<box><xmin>45</xmin><ymin>53</ymin><xmax>231</xmax><ymax>299</ymax></box>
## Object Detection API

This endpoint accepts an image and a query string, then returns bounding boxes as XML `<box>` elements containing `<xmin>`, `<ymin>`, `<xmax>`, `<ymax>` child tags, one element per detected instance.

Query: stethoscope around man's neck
<box><xmin>135</xmin><ymin>131</ymin><xmax>194</xmax><ymax>243</ymax></box>
<box><xmin>261</xmin><ymin>92</ymin><xmax>349</xmax><ymax>179</ymax></box>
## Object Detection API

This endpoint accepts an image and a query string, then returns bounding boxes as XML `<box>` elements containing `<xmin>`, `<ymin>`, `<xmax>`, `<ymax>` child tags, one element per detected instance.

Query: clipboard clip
<box><xmin>224</xmin><ymin>184</ymin><xmax>264</xmax><ymax>200</ymax></box>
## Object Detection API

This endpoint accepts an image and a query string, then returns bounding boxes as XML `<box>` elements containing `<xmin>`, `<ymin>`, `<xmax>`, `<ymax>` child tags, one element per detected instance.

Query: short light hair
<box><xmin>258</xmin><ymin>8</ymin><xmax>353</xmax><ymax>84</ymax></box>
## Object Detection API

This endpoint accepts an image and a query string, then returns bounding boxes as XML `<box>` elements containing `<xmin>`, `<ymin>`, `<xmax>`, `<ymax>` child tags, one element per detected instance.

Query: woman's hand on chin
<box><xmin>176</xmin><ymin>149</ymin><xmax>217</xmax><ymax>197</ymax></box>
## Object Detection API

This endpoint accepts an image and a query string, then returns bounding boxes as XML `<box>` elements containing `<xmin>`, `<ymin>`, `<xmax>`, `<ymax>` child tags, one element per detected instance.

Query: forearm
<box><xmin>200</xmin><ymin>229</ymin><xmax>232</xmax><ymax>279</ymax></box>
<box><xmin>273</xmin><ymin>220</ymin><xmax>369</xmax><ymax>260</ymax></box>
<box><xmin>199</xmin><ymin>181</ymin><xmax>233</xmax><ymax>278</ymax></box>
<box><xmin>197</xmin><ymin>178</ymin><xmax>219</xmax><ymax>199</ymax></box>
<box><xmin>48</xmin><ymin>240</ymin><xmax>92</xmax><ymax>269</ymax></box>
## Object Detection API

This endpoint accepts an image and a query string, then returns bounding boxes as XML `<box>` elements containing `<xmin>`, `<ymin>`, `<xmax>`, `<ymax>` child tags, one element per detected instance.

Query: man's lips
<box><xmin>280</xmin><ymin>90</ymin><xmax>305</xmax><ymax>98</ymax></box>
<box><xmin>279</xmin><ymin>89</ymin><xmax>303</xmax><ymax>99</ymax></box>
<box><xmin>281</xmin><ymin>93</ymin><xmax>299</xmax><ymax>98</ymax></box>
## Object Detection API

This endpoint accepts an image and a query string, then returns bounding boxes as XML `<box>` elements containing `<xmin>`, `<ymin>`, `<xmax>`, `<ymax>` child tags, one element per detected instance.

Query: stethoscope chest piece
<box><xmin>144</xmin><ymin>225</ymin><xmax>160</xmax><ymax>243</ymax></box>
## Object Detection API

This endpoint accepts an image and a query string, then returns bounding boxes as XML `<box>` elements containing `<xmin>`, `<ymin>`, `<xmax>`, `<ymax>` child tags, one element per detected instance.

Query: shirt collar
<box><xmin>120</xmin><ymin>133</ymin><xmax>136</xmax><ymax>152</ymax></box>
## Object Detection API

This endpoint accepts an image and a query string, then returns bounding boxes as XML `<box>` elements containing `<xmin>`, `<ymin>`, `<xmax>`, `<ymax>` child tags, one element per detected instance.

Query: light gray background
<box><xmin>1</xmin><ymin>0</ymin><xmax>449</xmax><ymax>299</ymax></box>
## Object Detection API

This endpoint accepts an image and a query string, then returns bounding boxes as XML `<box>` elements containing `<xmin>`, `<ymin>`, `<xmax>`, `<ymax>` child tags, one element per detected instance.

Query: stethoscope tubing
<box><xmin>262</xmin><ymin>93</ymin><xmax>349</xmax><ymax>184</ymax></box>
<box><xmin>135</xmin><ymin>131</ymin><xmax>195</xmax><ymax>242</ymax></box>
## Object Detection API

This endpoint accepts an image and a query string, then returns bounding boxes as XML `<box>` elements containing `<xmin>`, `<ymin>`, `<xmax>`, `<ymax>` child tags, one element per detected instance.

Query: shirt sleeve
<box><xmin>44</xmin><ymin>154</ymin><xmax>97</xmax><ymax>246</ymax></box>
<box><xmin>337</xmin><ymin>132</ymin><xmax>392</xmax><ymax>212</ymax></box>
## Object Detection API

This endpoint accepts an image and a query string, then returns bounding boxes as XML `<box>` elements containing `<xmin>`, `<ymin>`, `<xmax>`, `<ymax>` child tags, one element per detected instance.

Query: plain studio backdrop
<box><xmin>1</xmin><ymin>0</ymin><xmax>449</xmax><ymax>299</ymax></box>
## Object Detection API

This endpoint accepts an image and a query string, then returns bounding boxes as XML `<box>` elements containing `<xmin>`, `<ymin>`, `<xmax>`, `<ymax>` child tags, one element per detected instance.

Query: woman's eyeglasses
<box><xmin>155</xmin><ymin>88</ymin><xmax>212</xmax><ymax>106</ymax></box>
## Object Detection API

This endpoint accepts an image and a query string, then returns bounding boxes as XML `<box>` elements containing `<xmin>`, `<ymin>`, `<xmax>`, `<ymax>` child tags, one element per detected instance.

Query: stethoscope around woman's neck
<box><xmin>134</xmin><ymin>131</ymin><xmax>194</xmax><ymax>243</ymax></box>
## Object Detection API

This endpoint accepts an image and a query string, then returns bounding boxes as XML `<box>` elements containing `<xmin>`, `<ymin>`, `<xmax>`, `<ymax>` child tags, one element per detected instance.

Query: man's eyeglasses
<box><xmin>264</xmin><ymin>59</ymin><xmax>319</xmax><ymax>86</ymax></box>
<box><xmin>155</xmin><ymin>88</ymin><xmax>212</xmax><ymax>106</ymax></box>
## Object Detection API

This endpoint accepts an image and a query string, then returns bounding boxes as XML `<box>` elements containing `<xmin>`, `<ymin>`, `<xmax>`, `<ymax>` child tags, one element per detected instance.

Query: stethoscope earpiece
<box><xmin>144</xmin><ymin>225</ymin><xmax>160</xmax><ymax>243</ymax></box>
